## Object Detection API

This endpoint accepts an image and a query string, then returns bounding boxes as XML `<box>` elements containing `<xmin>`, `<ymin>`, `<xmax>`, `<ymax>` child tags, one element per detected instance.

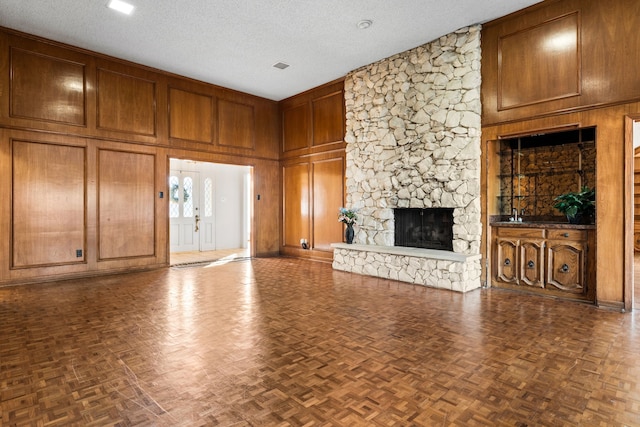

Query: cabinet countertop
<box><xmin>490</xmin><ymin>221</ymin><xmax>595</xmax><ymax>230</ymax></box>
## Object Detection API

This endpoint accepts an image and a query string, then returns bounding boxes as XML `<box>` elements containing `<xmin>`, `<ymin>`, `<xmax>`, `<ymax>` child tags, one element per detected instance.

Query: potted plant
<box><xmin>338</xmin><ymin>207</ymin><xmax>358</xmax><ymax>244</ymax></box>
<box><xmin>553</xmin><ymin>186</ymin><xmax>595</xmax><ymax>224</ymax></box>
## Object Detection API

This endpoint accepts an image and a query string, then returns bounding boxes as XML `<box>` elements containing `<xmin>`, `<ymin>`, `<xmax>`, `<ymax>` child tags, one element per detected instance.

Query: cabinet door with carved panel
<box><xmin>494</xmin><ymin>237</ymin><xmax>518</xmax><ymax>284</ymax></box>
<box><xmin>519</xmin><ymin>240</ymin><xmax>545</xmax><ymax>288</ymax></box>
<box><xmin>546</xmin><ymin>241</ymin><xmax>585</xmax><ymax>294</ymax></box>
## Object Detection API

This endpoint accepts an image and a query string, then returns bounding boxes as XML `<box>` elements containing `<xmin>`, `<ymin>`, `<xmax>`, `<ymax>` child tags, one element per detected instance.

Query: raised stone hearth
<box><xmin>333</xmin><ymin>26</ymin><xmax>482</xmax><ymax>292</ymax></box>
<box><xmin>332</xmin><ymin>243</ymin><xmax>481</xmax><ymax>292</ymax></box>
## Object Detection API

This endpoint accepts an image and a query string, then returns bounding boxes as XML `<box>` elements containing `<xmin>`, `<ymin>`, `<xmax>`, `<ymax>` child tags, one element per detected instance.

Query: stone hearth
<box><xmin>332</xmin><ymin>26</ymin><xmax>482</xmax><ymax>292</ymax></box>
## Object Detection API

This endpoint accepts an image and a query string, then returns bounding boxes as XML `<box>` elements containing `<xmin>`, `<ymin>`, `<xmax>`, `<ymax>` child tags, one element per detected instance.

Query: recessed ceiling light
<box><xmin>273</xmin><ymin>62</ymin><xmax>290</xmax><ymax>70</ymax></box>
<box><xmin>107</xmin><ymin>0</ymin><xmax>134</xmax><ymax>15</ymax></box>
<box><xmin>357</xmin><ymin>19</ymin><xmax>373</xmax><ymax>30</ymax></box>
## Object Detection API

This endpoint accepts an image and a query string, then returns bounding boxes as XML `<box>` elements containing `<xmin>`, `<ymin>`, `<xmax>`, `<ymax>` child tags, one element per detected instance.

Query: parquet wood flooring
<box><xmin>1</xmin><ymin>257</ymin><xmax>640</xmax><ymax>426</ymax></box>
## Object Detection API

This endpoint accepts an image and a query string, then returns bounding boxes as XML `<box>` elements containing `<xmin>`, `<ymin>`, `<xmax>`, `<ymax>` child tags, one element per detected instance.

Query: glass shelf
<box><xmin>496</xmin><ymin>127</ymin><xmax>596</xmax><ymax>217</ymax></box>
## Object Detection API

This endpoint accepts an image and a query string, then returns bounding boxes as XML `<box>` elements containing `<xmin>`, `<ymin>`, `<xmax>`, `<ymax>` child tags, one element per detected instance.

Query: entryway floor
<box><xmin>170</xmin><ymin>247</ymin><xmax>250</xmax><ymax>266</ymax></box>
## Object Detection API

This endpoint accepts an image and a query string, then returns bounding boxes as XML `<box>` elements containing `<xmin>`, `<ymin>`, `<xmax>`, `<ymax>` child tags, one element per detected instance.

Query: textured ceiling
<box><xmin>0</xmin><ymin>0</ymin><xmax>542</xmax><ymax>101</ymax></box>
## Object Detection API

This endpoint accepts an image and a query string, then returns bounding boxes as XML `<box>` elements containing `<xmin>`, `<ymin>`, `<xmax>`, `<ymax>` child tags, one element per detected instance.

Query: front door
<box><xmin>169</xmin><ymin>170</ymin><xmax>200</xmax><ymax>252</ymax></box>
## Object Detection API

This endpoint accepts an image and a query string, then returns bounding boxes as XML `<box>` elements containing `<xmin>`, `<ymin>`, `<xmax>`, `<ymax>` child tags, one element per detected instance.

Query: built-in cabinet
<box><xmin>488</xmin><ymin>126</ymin><xmax>597</xmax><ymax>302</ymax></box>
<box><xmin>481</xmin><ymin>0</ymin><xmax>640</xmax><ymax>309</ymax></box>
<box><xmin>493</xmin><ymin>225</ymin><xmax>595</xmax><ymax>301</ymax></box>
<box><xmin>494</xmin><ymin>227</ymin><xmax>545</xmax><ymax>287</ymax></box>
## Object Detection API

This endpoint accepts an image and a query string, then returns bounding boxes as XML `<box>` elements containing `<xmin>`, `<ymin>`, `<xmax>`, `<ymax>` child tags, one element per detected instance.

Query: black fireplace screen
<box><xmin>394</xmin><ymin>208</ymin><xmax>454</xmax><ymax>251</ymax></box>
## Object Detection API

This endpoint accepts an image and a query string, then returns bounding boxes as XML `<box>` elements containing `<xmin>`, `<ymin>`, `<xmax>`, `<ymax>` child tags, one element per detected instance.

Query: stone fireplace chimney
<box><xmin>333</xmin><ymin>25</ymin><xmax>483</xmax><ymax>293</ymax></box>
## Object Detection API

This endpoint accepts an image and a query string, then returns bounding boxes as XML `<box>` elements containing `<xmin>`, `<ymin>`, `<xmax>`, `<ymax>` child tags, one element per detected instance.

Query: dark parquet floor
<box><xmin>1</xmin><ymin>257</ymin><xmax>640</xmax><ymax>426</ymax></box>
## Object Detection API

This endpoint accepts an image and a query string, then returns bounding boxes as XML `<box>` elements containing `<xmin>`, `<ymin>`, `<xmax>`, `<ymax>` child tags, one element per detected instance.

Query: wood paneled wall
<box><xmin>0</xmin><ymin>27</ymin><xmax>280</xmax><ymax>285</ymax></box>
<box><xmin>482</xmin><ymin>0</ymin><xmax>640</xmax><ymax>125</ymax></box>
<box><xmin>279</xmin><ymin>80</ymin><xmax>346</xmax><ymax>261</ymax></box>
<box><xmin>482</xmin><ymin>0</ymin><xmax>640</xmax><ymax>309</ymax></box>
<box><xmin>11</xmin><ymin>140</ymin><xmax>85</xmax><ymax>268</ymax></box>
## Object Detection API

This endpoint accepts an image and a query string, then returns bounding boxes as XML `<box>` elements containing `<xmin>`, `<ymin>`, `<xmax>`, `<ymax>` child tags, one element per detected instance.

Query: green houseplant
<box><xmin>553</xmin><ymin>186</ymin><xmax>595</xmax><ymax>224</ymax></box>
<box><xmin>338</xmin><ymin>207</ymin><xmax>358</xmax><ymax>244</ymax></box>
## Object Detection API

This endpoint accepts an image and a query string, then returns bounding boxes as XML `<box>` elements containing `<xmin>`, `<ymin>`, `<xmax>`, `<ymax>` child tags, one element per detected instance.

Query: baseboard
<box><xmin>596</xmin><ymin>299</ymin><xmax>626</xmax><ymax>312</ymax></box>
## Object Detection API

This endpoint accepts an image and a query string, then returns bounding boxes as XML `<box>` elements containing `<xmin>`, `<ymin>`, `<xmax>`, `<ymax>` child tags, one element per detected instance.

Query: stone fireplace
<box><xmin>331</xmin><ymin>25</ymin><xmax>482</xmax><ymax>292</ymax></box>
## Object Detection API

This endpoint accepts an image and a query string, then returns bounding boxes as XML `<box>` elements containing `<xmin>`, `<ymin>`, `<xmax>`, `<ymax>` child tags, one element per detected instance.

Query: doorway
<box><xmin>626</xmin><ymin>116</ymin><xmax>640</xmax><ymax>310</ymax></box>
<box><xmin>169</xmin><ymin>159</ymin><xmax>253</xmax><ymax>265</ymax></box>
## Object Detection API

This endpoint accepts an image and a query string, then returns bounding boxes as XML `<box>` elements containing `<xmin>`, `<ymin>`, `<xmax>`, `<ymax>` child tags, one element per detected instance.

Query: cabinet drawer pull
<box><xmin>563</xmin><ymin>233</ymin><xmax>569</xmax><ymax>238</ymax></box>
<box><xmin>561</xmin><ymin>263</ymin><xmax>570</xmax><ymax>273</ymax></box>
<box><xmin>527</xmin><ymin>260</ymin><xmax>535</xmax><ymax>268</ymax></box>
<box><xmin>504</xmin><ymin>258</ymin><xmax>511</xmax><ymax>266</ymax></box>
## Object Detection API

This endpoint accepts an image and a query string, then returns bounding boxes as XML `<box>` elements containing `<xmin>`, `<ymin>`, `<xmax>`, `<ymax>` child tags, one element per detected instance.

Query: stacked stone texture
<box><xmin>334</xmin><ymin>26</ymin><xmax>483</xmax><ymax>292</ymax></box>
<box><xmin>332</xmin><ymin>247</ymin><xmax>481</xmax><ymax>293</ymax></box>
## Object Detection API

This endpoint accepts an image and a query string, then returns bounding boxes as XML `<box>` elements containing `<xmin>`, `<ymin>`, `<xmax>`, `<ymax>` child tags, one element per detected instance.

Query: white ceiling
<box><xmin>0</xmin><ymin>0</ymin><xmax>542</xmax><ymax>101</ymax></box>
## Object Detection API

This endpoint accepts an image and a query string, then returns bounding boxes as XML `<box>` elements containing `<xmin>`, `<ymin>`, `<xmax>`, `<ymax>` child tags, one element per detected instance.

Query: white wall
<box><xmin>214</xmin><ymin>163</ymin><xmax>251</xmax><ymax>249</ymax></box>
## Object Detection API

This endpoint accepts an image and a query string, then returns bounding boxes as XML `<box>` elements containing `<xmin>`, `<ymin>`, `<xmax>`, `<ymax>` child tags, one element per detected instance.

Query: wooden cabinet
<box><xmin>494</xmin><ymin>228</ymin><xmax>545</xmax><ymax>288</ymax></box>
<box><xmin>546</xmin><ymin>229</ymin><xmax>587</xmax><ymax>294</ymax></box>
<box><xmin>492</xmin><ymin>226</ymin><xmax>594</xmax><ymax>301</ymax></box>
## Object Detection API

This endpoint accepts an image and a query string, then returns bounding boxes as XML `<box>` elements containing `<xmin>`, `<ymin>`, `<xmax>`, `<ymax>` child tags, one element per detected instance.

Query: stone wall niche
<box><xmin>332</xmin><ymin>26</ymin><xmax>483</xmax><ymax>292</ymax></box>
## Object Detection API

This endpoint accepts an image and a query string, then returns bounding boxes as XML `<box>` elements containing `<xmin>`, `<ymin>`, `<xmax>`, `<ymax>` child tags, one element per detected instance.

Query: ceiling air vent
<box><xmin>273</xmin><ymin>62</ymin><xmax>290</xmax><ymax>70</ymax></box>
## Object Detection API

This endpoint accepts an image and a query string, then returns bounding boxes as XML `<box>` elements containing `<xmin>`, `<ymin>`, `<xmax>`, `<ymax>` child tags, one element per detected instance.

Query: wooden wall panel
<box><xmin>279</xmin><ymin>80</ymin><xmax>346</xmax><ymax>260</ymax></box>
<box><xmin>312</xmin><ymin>91</ymin><xmax>344</xmax><ymax>146</ymax></box>
<box><xmin>313</xmin><ymin>158</ymin><xmax>344</xmax><ymax>250</ymax></box>
<box><xmin>97</xmin><ymin>68</ymin><xmax>156</xmax><ymax>136</ymax></box>
<box><xmin>482</xmin><ymin>0</ymin><xmax>640</xmax><ymax>125</ymax></box>
<box><xmin>498</xmin><ymin>12</ymin><xmax>580</xmax><ymax>110</ymax></box>
<box><xmin>282</xmin><ymin>104</ymin><xmax>309</xmax><ymax>152</ymax></box>
<box><xmin>218</xmin><ymin>99</ymin><xmax>255</xmax><ymax>149</ymax></box>
<box><xmin>12</xmin><ymin>140</ymin><xmax>85</xmax><ymax>267</ymax></box>
<box><xmin>283</xmin><ymin>163</ymin><xmax>309</xmax><ymax>248</ymax></box>
<box><xmin>10</xmin><ymin>47</ymin><xmax>85</xmax><ymax>125</ymax></box>
<box><xmin>98</xmin><ymin>149</ymin><xmax>155</xmax><ymax>260</ymax></box>
<box><xmin>168</xmin><ymin>87</ymin><xmax>214</xmax><ymax>144</ymax></box>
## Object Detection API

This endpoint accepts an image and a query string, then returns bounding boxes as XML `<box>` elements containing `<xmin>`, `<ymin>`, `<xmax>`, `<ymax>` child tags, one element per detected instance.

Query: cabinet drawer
<box><xmin>495</xmin><ymin>227</ymin><xmax>545</xmax><ymax>238</ymax></box>
<box><xmin>547</xmin><ymin>229</ymin><xmax>587</xmax><ymax>241</ymax></box>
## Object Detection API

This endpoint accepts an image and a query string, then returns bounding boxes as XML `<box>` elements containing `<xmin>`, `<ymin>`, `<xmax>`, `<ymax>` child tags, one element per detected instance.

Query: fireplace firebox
<box><xmin>394</xmin><ymin>208</ymin><xmax>454</xmax><ymax>251</ymax></box>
